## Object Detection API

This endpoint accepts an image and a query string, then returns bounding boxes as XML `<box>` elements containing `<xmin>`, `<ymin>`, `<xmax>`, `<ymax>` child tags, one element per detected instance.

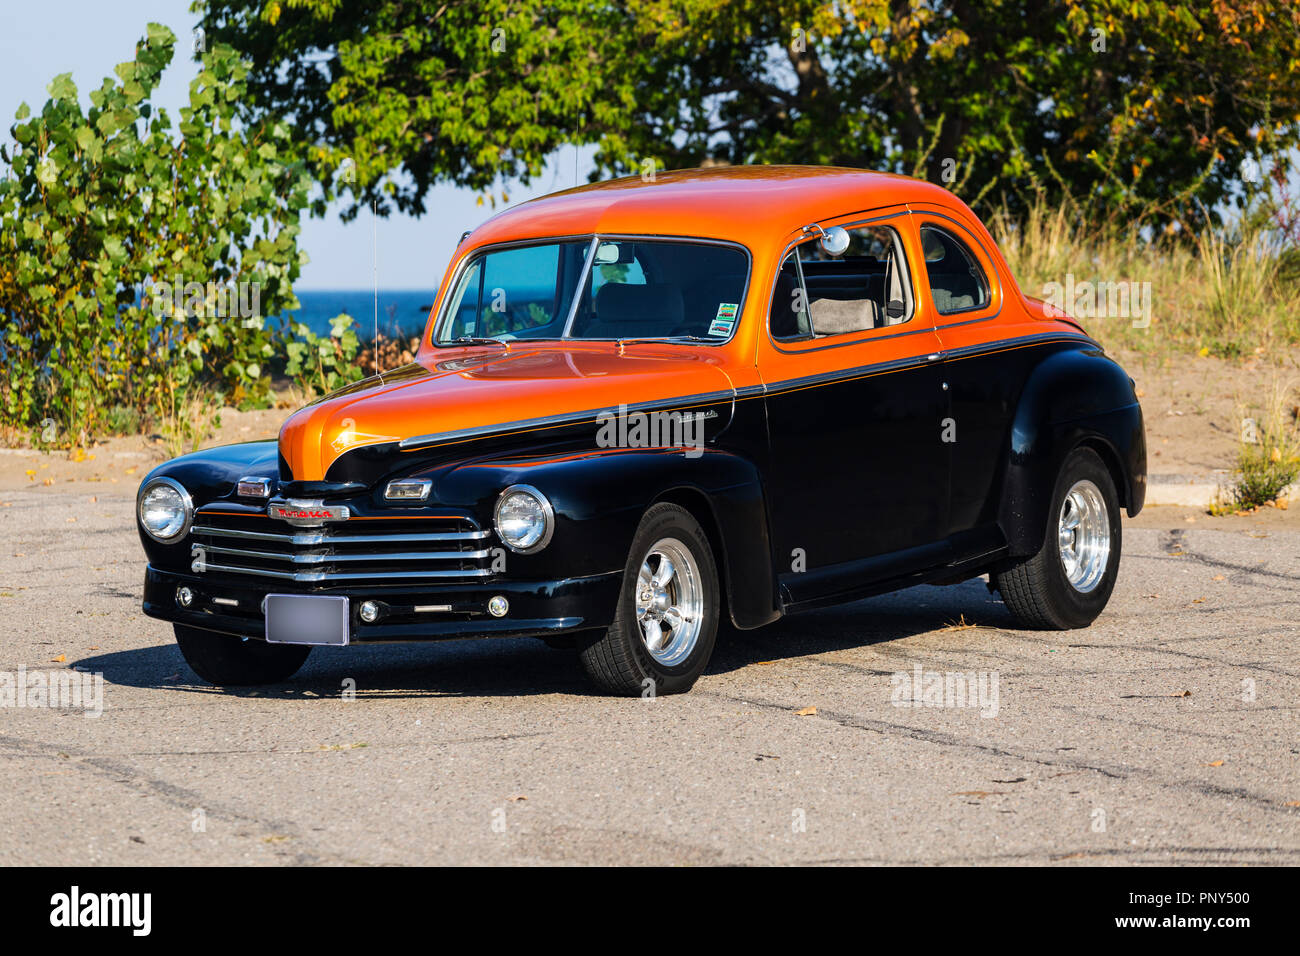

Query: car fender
<box><xmin>433</xmin><ymin>447</ymin><xmax>780</xmax><ymax>629</ymax></box>
<box><xmin>1000</xmin><ymin>344</ymin><xmax>1147</xmax><ymax>556</ymax></box>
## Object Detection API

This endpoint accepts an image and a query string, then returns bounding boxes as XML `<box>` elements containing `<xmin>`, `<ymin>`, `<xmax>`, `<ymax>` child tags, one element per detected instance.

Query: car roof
<box><xmin>466</xmin><ymin>165</ymin><xmax>961</xmax><ymax>247</ymax></box>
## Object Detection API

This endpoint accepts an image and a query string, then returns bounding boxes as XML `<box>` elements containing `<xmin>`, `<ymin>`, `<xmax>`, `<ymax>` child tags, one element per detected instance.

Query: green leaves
<box><xmin>196</xmin><ymin>0</ymin><xmax>1300</xmax><ymax>228</ymax></box>
<box><xmin>46</xmin><ymin>73</ymin><xmax>77</xmax><ymax>102</ymax></box>
<box><xmin>0</xmin><ymin>23</ymin><xmax>312</xmax><ymax>447</ymax></box>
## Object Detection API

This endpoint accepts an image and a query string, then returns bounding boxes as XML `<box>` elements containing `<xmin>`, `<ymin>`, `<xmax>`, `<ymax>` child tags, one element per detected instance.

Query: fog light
<box><xmin>176</xmin><ymin>586</ymin><xmax>194</xmax><ymax>608</ymax></box>
<box><xmin>359</xmin><ymin>600</ymin><xmax>380</xmax><ymax>623</ymax></box>
<box><xmin>487</xmin><ymin>595</ymin><xmax>509</xmax><ymax>618</ymax></box>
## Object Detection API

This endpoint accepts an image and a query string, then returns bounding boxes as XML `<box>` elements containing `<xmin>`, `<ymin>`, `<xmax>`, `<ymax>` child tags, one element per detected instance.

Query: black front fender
<box><xmin>433</xmin><ymin>447</ymin><xmax>779</xmax><ymax>629</ymax></box>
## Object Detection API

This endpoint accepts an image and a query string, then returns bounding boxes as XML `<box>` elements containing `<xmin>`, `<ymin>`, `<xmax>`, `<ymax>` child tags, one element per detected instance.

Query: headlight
<box><xmin>137</xmin><ymin>476</ymin><xmax>193</xmax><ymax>542</ymax></box>
<box><xmin>493</xmin><ymin>484</ymin><xmax>554</xmax><ymax>553</ymax></box>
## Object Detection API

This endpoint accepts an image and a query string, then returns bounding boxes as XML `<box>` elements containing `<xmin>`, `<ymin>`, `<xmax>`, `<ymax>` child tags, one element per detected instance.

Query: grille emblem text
<box><xmin>268</xmin><ymin>499</ymin><xmax>350</xmax><ymax>527</ymax></box>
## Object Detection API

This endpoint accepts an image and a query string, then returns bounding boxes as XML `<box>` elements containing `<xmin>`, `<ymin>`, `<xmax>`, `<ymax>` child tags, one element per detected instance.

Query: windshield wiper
<box><xmin>448</xmin><ymin>336</ymin><xmax>510</xmax><ymax>348</ymax></box>
<box><xmin>615</xmin><ymin>335</ymin><xmax>715</xmax><ymax>346</ymax></box>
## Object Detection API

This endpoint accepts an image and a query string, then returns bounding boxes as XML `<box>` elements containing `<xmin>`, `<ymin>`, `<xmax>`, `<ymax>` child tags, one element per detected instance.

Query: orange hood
<box><xmin>279</xmin><ymin>344</ymin><xmax>737</xmax><ymax>480</ymax></box>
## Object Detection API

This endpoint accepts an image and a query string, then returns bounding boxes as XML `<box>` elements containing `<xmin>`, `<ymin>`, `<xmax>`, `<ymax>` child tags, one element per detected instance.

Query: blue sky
<box><xmin>0</xmin><ymin>0</ymin><xmax>596</xmax><ymax>290</ymax></box>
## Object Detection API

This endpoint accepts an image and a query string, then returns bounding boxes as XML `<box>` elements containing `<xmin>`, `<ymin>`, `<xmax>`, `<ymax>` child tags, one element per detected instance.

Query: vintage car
<box><xmin>136</xmin><ymin>166</ymin><xmax>1146</xmax><ymax>695</ymax></box>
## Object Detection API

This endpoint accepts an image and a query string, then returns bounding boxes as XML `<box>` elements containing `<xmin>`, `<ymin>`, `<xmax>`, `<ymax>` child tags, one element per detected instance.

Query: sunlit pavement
<box><xmin>1</xmin><ymin>489</ymin><xmax>1297</xmax><ymax>865</ymax></box>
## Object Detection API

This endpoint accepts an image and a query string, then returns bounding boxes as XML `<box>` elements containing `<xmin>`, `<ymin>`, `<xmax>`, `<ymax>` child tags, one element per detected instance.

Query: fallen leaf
<box><xmin>88</xmin><ymin>646</ymin><xmax>99</xmax><ymax>650</ymax></box>
<box><xmin>124</xmin><ymin>466</ymin><xmax>138</xmax><ymax>475</ymax></box>
<box><xmin>1172</xmin><ymin>690</ymin><xmax>1192</xmax><ymax>697</ymax></box>
<box><xmin>1278</xmin><ymin>498</ymin><xmax>1290</xmax><ymax>511</ymax></box>
<box><xmin>508</xmin><ymin>794</ymin><xmax>528</xmax><ymax>802</ymax></box>
<box><xmin>952</xmin><ymin>790</ymin><xmax>1006</xmax><ymax>798</ymax></box>
<box><xmin>1284</xmin><ymin>801</ymin><xmax>1300</xmax><ymax>808</ymax></box>
<box><xmin>1212</xmin><ymin>574</ymin><xmax>1225</xmax><ymax>581</ymax></box>
<box><xmin>794</xmin><ymin>706</ymin><xmax>817</xmax><ymax>716</ymax></box>
<box><xmin>1205</xmin><ymin>760</ymin><xmax>1224</xmax><ymax>767</ymax></box>
<box><xmin>262</xmin><ymin>835</ymin><xmax>291</xmax><ymax>844</ymax></box>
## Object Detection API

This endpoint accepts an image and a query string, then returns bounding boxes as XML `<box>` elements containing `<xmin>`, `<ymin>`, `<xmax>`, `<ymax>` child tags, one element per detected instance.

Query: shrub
<box><xmin>0</xmin><ymin>23</ymin><xmax>310</xmax><ymax>449</ymax></box>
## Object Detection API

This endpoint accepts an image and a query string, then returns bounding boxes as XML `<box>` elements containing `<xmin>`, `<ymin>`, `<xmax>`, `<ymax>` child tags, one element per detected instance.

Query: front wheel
<box><xmin>993</xmin><ymin>446</ymin><xmax>1122</xmax><ymax>629</ymax></box>
<box><xmin>174</xmin><ymin>624</ymin><xmax>311</xmax><ymax>686</ymax></box>
<box><xmin>579</xmin><ymin>503</ymin><xmax>720</xmax><ymax>696</ymax></box>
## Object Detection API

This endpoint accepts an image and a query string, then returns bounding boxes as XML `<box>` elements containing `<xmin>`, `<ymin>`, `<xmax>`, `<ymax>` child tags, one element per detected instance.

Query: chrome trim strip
<box><xmin>759</xmin><ymin>331</ymin><xmax>1094</xmax><ymax>398</ymax></box>
<box><xmin>397</xmin><ymin>388</ymin><xmax>737</xmax><ymax>451</ymax></box>
<box><xmin>194</xmin><ymin>543</ymin><xmax>491</xmax><ymax>564</ymax></box>
<box><xmin>561</xmin><ymin>236</ymin><xmax>600</xmax><ymax>338</ymax></box>
<box><xmin>191</xmin><ymin>525</ymin><xmax>489</xmax><ymax>545</ymax></box>
<box><xmin>197</xmin><ymin>562</ymin><xmax>492</xmax><ymax>583</ymax></box>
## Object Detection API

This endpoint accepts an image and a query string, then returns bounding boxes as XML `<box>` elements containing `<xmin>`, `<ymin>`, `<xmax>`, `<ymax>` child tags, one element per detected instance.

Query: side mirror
<box><xmin>819</xmin><ymin>226</ymin><xmax>850</xmax><ymax>257</ymax></box>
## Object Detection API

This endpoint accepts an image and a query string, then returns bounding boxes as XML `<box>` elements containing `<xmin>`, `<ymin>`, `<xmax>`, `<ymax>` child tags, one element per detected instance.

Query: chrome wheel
<box><xmin>1058</xmin><ymin>479</ymin><xmax>1110</xmax><ymax>593</ymax></box>
<box><xmin>634</xmin><ymin>537</ymin><xmax>704</xmax><ymax>667</ymax></box>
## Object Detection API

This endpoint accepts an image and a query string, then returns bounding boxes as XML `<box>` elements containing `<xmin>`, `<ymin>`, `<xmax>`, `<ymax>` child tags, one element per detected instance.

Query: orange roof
<box><xmin>467</xmin><ymin>165</ymin><xmax>959</xmax><ymax>247</ymax></box>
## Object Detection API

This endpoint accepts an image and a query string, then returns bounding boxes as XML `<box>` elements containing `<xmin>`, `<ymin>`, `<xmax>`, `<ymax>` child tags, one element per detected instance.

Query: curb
<box><xmin>1145</xmin><ymin>472</ymin><xmax>1295</xmax><ymax>508</ymax></box>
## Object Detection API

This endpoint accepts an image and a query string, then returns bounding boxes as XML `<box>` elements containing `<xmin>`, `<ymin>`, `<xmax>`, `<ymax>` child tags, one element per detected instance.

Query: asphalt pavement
<box><xmin>1</xmin><ymin>488</ymin><xmax>1296</xmax><ymax>865</ymax></box>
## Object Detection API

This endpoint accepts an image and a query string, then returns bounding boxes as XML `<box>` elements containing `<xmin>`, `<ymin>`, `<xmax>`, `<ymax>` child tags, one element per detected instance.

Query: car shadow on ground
<box><xmin>78</xmin><ymin>579</ymin><xmax>1013</xmax><ymax>700</ymax></box>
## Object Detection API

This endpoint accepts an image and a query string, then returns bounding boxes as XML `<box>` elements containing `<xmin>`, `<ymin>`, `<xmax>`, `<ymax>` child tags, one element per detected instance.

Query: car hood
<box><xmin>279</xmin><ymin>344</ymin><xmax>737</xmax><ymax>480</ymax></box>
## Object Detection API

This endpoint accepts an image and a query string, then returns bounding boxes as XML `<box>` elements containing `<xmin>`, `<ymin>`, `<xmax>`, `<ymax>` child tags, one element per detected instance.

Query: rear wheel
<box><xmin>993</xmin><ymin>446</ymin><xmax>1122</xmax><ymax>629</ymax></box>
<box><xmin>579</xmin><ymin>503</ymin><xmax>720</xmax><ymax>696</ymax></box>
<box><xmin>174</xmin><ymin>624</ymin><xmax>311</xmax><ymax>686</ymax></box>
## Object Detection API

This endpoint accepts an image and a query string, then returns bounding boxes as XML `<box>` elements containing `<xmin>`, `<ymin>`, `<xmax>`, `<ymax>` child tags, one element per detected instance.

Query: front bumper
<box><xmin>142</xmin><ymin>565</ymin><xmax>623</xmax><ymax>644</ymax></box>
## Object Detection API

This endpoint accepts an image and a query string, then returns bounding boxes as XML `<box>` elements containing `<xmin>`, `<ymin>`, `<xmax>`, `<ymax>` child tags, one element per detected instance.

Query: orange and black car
<box><xmin>136</xmin><ymin>166</ymin><xmax>1146</xmax><ymax>696</ymax></box>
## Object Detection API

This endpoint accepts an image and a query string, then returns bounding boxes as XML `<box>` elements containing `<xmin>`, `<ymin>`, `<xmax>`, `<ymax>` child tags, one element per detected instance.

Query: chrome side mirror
<box><xmin>804</xmin><ymin>224</ymin><xmax>850</xmax><ymax>257</ymax></box>
<box><xmin>819</xmin><ymin>226</ymin><xmax>850</xmax><ymax>257</ymax></box>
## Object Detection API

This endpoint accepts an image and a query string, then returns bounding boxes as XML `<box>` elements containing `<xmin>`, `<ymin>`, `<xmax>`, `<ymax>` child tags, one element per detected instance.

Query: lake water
<box><xmin>286</xmin><ymin>289</ymin><xmax>437</xmax><ymax>341</ymax></box>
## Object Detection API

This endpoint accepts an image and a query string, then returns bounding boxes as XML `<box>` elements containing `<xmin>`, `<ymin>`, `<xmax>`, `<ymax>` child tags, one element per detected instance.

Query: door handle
<box><xmin>926</xmin><ymin>352</ymin><xmax>942</xmax><ymax>362</ymax></box>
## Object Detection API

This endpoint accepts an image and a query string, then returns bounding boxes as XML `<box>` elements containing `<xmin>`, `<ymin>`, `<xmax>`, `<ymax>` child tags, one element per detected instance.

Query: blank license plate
<box><xmin>264</xmin><ymin>594</ymin><xmax>349</xmax><ymax>646</ymax></box>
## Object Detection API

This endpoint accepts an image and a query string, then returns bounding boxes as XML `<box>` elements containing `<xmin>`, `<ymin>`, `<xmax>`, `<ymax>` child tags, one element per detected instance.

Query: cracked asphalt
<box><xmin>1</xmin><ymin>488</ymin><xmax>1297</xmax><ymax>865</ymax></box>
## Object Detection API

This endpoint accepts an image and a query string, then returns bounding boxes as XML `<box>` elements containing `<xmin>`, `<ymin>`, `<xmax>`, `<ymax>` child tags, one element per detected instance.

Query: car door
<box><xmin>759</xmin><ymin>211</ymin><xmax>952</xmax><ymax>604</ymax></box>
<box><xmin>910</xmin><ymin>210</ymin><xmax>1023</xmax><ymax>554</ymax></box>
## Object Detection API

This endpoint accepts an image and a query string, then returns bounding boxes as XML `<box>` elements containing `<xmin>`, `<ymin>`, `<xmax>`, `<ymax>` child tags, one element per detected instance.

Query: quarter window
<box><xmin>920</xmin><ymin>225</ymin><xmax>991</xmax><ymax>314</ymax></box>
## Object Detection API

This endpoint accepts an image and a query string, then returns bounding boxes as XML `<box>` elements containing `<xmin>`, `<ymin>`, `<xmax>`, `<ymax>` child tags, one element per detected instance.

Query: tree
<box><xmin>0</xmin><ymin>23</ymin><xmax>311</xmax><ymax>446</ymax></box>
<box><xmin>197</xmin><ymin>0</ymin><xmax>1300</xmax><ymax>229</ymax></box>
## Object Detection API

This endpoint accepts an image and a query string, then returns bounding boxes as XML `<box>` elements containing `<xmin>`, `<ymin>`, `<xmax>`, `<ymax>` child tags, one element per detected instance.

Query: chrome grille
<box><xmin>189</xmin><ymin>513</ymin><xmax>492</xmax><ymax>584</ymax></box>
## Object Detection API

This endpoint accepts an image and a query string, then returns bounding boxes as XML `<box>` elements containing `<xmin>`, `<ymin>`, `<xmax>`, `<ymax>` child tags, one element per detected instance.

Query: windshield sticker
<box><xmin>708</xmin><ymin>303</ymin><xmax>739</xmax><ymax>336</ymax></box>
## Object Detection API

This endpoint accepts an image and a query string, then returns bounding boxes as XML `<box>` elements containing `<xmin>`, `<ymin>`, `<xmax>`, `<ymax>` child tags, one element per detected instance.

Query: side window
<box><xmin>920</xmin><ymin>225</ymin><xmax>991</xmax><ymax>315</ymax></box>
<box><xmin>769</xmin><ymin>251</ymin><xmax>812</xmax><ymax>340</ymax></box>
<box><xmin>771</xmin><ymin>223</ymin><xmax>913</xmax><ymax>342</ymax></box>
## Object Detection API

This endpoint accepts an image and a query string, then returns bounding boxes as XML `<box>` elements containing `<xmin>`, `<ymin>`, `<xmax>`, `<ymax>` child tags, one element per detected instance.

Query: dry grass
<box><xmin>1210</xmin><ymin>379</ymin><xmax>1300</xmax><ymax>514</ymax></box>
<box><xmin>988</xmin><ymin>199</ymin><xmax>1299</xmax><ymax>358</ymax></box>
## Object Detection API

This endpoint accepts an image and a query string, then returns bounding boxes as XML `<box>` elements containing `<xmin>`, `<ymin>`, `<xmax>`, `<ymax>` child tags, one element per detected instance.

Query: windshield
<box><xmin>434</xmin><ymin>237</ymin><xmax>749</xmax><ymax>344</ymax></box>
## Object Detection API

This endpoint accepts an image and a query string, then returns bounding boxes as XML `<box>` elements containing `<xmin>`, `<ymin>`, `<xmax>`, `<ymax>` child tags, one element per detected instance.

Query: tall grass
<box><xmin>987</xmin><ymin>199</ymin><xmax>1300</xmax><ymax>357</ymax></box>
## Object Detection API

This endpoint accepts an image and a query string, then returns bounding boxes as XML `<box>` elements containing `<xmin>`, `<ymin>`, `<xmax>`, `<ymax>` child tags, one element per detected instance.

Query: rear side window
<box><xmin>920</xmin><ymin>225</ymin><xmax>990</xmax><ymax>315</ymax></box>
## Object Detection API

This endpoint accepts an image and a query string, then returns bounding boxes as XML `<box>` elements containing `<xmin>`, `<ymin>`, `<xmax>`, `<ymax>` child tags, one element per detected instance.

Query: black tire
<box><xmin>579</xmin><ymin>503</ymin><xmax>720</xmax><ymax>696</ymax></box>
<box><xmin>174</xmin><ymin>624</ymin><xmax>311</xmax><ymax>686</ymax></box>
<box><xmin>993</xmin><ymin>446</ymin><xmax>1122</xmax><ymax>629</ymax></box>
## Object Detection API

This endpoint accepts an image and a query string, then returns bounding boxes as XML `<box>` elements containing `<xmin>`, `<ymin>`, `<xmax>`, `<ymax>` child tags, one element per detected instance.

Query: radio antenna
<box><xmin>372</xmin><ymin>198</ymin><xmax>382</xmax><ymax>383</ymax></box>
